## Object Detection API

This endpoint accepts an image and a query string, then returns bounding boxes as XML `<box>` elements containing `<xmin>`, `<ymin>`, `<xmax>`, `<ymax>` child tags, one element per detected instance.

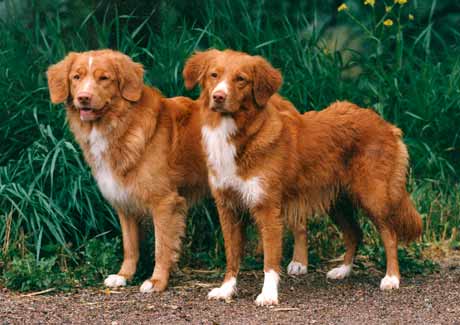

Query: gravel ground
<box><xmin>1</xmin><ymin>266</ymin><xmax>459</xmax><ymax>324</ymax></box>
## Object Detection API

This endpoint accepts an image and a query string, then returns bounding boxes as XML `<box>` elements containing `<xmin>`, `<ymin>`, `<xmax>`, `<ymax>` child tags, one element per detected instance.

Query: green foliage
<box><xmin>1</xmin><ymin>238</ymin><xmax>122</xmax><ymax>291</ymax></box>
<box><xmin>72</xmin><ymin>237</ymin><xmax>122</xmax><ymax>287</ymax></box>
<box><xmin>3</xmin><ymin>253</ymin><xmax>65</xmax><ymax>291</ymax></box>
<box><xmin>358</xmin><ymin>240</ymin><xmax>439</xmax><ymax>276</ymax></box>
<box><xmin>0</xmin><ymin>0</ymin><xmax>459</xmax><ymax>290</ymax></box>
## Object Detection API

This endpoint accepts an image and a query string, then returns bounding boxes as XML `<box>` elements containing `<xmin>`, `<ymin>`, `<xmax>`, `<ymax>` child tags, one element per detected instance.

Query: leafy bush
<box><xmin>72</xmin><ymin>237</ymin><xmax>122</xmax><ymax>287</ymax></box>
<box><xmin>2</xmin><ymin>238</ymin><xmax>122</xmax><ymax>291</ymax></box>
<box><xmin>3</xmin><ymin>253</ymin><xmax>65</xmax><ymax>291</ymax></box>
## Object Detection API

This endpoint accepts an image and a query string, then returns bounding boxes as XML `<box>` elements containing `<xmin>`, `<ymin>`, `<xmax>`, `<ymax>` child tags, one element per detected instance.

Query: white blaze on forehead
<box><xmin>88</xmin><ymin>56</ymin><xmax>93</xmax><ymax>70</ymax></box>
<box><xmin>212</xmin><ymin>80</ymin><xmax>229</xmax><ymax>95</ymax></box>
<box><xmin>80</xmin><ymin>56</ymin><xmax>95</xmax><ymax>93</ymax></box>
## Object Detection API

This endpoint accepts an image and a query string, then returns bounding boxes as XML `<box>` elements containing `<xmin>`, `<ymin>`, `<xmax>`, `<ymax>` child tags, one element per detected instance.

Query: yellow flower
<box><xmin>364</xmin><ymin>0</ymin><xmax>375</xmax><ymax>6</ymax></box>
<box><xmin>394</xmin><ymin>0</ymin><xmax>408</xmax><ymax>5</ymax></box>
<box><xmin>408</xmin><ymin>13</ymin><xmax>414</xmax><ymax>20</ymax></box>
<box><xmin>338</xmin><ymin>3</ymin><xmax>348</xmax><ymax>12</ymax></box>
<box><xmin>385</xmin><ymin>6</ymin><xmax>392</xmax><ymax>12</ymax></box>
<box><xmin>383</xmin><ymin>19</ymin><xmax>394</xmax><ymax>26</ymax></box>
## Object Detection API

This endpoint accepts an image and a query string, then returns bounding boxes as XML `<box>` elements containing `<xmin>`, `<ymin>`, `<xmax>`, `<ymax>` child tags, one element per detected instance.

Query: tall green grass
<box><xmin>0</xmin><ymin>0</ymin><xmax>459</xmax><ymax>290</ymax></box>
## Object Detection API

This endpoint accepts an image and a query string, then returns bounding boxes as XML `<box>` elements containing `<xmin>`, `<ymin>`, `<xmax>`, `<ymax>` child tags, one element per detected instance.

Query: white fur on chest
<box><xmin>201</xmin><ymin>117</ymin><xmax>264</xmax><ymax>207</ymax></box>
<box><xmin>88</xmin><ymin>128</ymin><xmax>129</xmax><ymax>206</ymax></box>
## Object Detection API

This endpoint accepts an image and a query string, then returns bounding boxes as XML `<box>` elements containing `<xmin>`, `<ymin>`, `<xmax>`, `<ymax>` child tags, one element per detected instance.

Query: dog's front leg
<box><xmin>140</xmin><ymin>193</ymin><xmax>187</xmax><ymax>293</ymax></box>
<box><xmin>104</xmin><ymin>209</ymin><xmax>140</xmax><ymax>288</ymax></box>
<box><xmin>208</xmin><ymin>196</ymin><xmax>243</xmax><ymax>301</ymax></box>
<box><xmin>252</xmin><ymin>204</ymin><xmax>283</xmax><ymax>306</ymax></box>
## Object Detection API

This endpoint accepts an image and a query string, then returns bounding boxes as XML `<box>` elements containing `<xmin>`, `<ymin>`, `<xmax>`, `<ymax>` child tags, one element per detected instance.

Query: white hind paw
<box><xmin>139</xmin><ymin>280</ymin><xmax>154</xmax><ymax>293</ymax></box>
<box><xmin>104</xmin><ymin>274</ymin><xmax>127</xmax><ymax>287</ymax></box>
<box><xmin>380</xmin><ymin>275</ymin><xmax>400</xmax><ymax>290</ymax></box>
<box><xmin>326</xmin><ymin>264</ymin><xmax>352</xmax><ymax>280</ymax></box>
<box><xmin>287</xmin><ymin>261</ymin><xmax>308</xmax><ymax>275</ymax></box>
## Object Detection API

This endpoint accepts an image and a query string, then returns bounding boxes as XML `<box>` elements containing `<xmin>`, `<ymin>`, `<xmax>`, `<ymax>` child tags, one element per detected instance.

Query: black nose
<box><xmin>77</xmin><ymin>92</ymin><xmax>92</xmax><ymax>105</ymax></box>
<box><xmin>213</xmin><ymin>91</ymin><xmax>227</xmax><ymax>104</ymax></box>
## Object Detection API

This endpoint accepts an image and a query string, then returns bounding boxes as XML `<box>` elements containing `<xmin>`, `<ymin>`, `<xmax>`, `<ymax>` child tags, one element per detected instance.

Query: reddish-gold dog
<box><xmin>47</xmin><ymin>49</ymin><xmax>209</xmax><ymax>293</ymax></box>
<box><xmin>183</xmin><ymin>49</ymin><xmax>422</xmax><ymax>305</ymax></box>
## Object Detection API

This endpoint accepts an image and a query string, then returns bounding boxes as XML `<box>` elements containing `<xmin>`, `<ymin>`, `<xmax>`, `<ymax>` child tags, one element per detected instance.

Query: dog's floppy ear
<box><xmin>252</xmin><ymin>56</ymin><xmax>282</xmax><ymax>107</ymax></box>
<box><xmin>183</xmin><ymin>49</ymin><xmax>220</xmax><ymax>90</ymax></box>
<box><xmin>47</xmin><ymin>52</ymin><xmax>77</xmax><ymax>104</ymax></box>
<box><xmin>113</xmin><ymin>53</ymin><xmax>144</xmax><ymax>102</ymax></box>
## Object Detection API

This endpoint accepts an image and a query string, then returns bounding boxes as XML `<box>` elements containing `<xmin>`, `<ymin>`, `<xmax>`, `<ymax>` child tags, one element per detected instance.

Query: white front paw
<box><xmin>380</xmin><ymin>275</ymin><xmax>400</xmax><ymax>290</ymax></box>
<box><xmin>326</xmin><ymin>264</ymin><xmax>352</xmax><ymax>280</ymax></box>
<box><xmin>104</xmin><ymin>274</ymin><xmax>127</xmax><ymax>287</ymax></box>
<box><xmin>255</xmin><ymin>291</ymin><xmax>278</xmax><ymax>306</ymax></box>
<box><xmin>207</xmin><ymin>277</ymin><xmax>237</xmax><ymax>300</ymax></box>
<box><xmin>255</xmin><ymin>270</ymin><xmax>279</xmax><ymax>306</ymax></box>
<box><xmin>139</xmin><ymin>280</ymin><xmax>154</xmax><ymax>293</ymax></box>
<box><xmin>287</xmin><ymin>261</ymin><xmax>308</xmax><ymax>275</ymax></box>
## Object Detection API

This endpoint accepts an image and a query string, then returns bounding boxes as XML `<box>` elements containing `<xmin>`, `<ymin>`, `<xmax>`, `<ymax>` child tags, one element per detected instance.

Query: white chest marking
<box><xmin>201</xmin><ymin>117</ymin><xmax>264</xmax><ymax>207</ymax></box>
<box><xmin>88</xmin><ymin>128</ymin><xmax>129</xmax><ymax>206</ymax></box>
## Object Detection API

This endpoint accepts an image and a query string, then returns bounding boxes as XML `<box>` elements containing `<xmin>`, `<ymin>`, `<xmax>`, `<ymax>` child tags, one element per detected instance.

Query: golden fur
<box><xmin>47</xmin><ymin>49</ymin><xmax>209</xmax><ymax>292</ymax></box>
<box><xmin>183</xmin><ymin>49</ymin><xmax>422</xmax><ymax>305</ymax></box>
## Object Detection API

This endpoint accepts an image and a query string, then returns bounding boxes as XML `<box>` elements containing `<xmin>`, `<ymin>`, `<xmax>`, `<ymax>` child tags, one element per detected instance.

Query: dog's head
<box><xmin>183</xmin><ymin>49</ymin><xmax>282</xmax><ymax>114</ymax></box>
<box><xmin>47</xmin><ymin>49</ymin><xmax>144</xmax><ymax>121</ymax></box>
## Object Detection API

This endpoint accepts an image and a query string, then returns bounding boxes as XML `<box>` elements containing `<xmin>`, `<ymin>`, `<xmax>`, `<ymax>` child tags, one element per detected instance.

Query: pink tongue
<box><xmin>80</xmin><ymin>109</ymin><xmax>96</xmax><ymax>119</ymax></box>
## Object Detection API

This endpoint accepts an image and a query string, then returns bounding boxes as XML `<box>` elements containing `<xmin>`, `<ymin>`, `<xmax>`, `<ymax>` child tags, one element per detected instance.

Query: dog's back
<box><xmin>289</xmin><ymin>101</ymin><xmax>422</xmax><ymax>241</ymax></box>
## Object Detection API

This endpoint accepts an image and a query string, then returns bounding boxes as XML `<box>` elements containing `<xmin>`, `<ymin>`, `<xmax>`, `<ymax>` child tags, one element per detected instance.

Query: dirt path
<box><xmin>1</xmin><ymin>267</ymin><xmax>459</xmax><ymax>324</ymax></box>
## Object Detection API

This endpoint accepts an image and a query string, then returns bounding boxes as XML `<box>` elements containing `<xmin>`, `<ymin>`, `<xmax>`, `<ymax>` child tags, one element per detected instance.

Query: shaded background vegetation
<box><xmin>0</xmin><ymin>0</ymin><xmax>459</xmax><ymax>291</ymax></box>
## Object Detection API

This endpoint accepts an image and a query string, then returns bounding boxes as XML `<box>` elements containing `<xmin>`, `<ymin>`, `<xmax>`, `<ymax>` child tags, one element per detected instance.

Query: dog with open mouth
<box><xmin>47</xmin><ymin>49</ymin><xmax>310</xmax><ymax>294</ymax></box>
<box><xmin>47</xmin><ymin>49</ymin><xmax>210</xmax><ymax>293</ymax></box>
<box><xmin>183</xmin><ymin>49</ymin><xmax>422</xmax><ymax>306</ymax></box>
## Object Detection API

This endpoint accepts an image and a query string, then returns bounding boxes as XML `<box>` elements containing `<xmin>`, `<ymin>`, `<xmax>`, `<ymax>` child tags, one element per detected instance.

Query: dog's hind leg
<box><xmin>348</xmin><ymin>133</ymin><xmax>421</xmax><ymax>289</ymax></box>
<box><xmin>104</xmin><ymin>210</ymin><xmax>140</xmax><ymax>288</ymax></box>
<box><xmin>376</xmin><ymin>225</ymin><xmax>400</xmax><ymax>290</ymax></box>
<box><xmin>326</xmin><ymin>197</ymin><xmax>362</xmax><ymax>280</ymax></box>
<box><xmin>140</xmin><ymin>192</ymin><xmax>187</xmax><ymax>293</ymax></box>
<box><xmin>287</xmin><ymin>224</ymin><xmax>308</xmax><ymax>276</ymax></box>
<box><xmin>353</xmin><ymin>178</ymin><xmax>403</xmax><ymax>290</ymax></box>
<box><xmin>359</xmin><ymin>191</ymin><xmax>422</xmax><ymax>290</ymax></box>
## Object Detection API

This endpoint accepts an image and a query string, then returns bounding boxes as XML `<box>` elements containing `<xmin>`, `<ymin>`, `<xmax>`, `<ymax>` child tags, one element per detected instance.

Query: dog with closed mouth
<box><xmin>183</xmin><ymin>49</ymin><xmax>422</xmax><ymax>306</ymax></box>
<box><xmin>47</xmin><ymin>49</ymin><xmax>210</xmax><ymax>293</ymax></box>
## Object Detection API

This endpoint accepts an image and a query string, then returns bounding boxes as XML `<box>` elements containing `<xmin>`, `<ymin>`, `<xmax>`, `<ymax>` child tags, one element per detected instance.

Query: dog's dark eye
<box><xmin>99</xmin><ymin>75</ymin><xmax>109</xmax><ymax>81</ymax></box>
<box><xmin>73</xmin><ymin>75</ymin><xmax>80</xmax><ymax>80</ymax></box>
<box><xmin>210</xmin><ymin>72</ymin><xmax>218</xmax><ymax>79</ymax></box>
<box><xmin>236</xmin><ymin>75</ymin><xmax>245</xmax><ymax>82</ymax></box>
